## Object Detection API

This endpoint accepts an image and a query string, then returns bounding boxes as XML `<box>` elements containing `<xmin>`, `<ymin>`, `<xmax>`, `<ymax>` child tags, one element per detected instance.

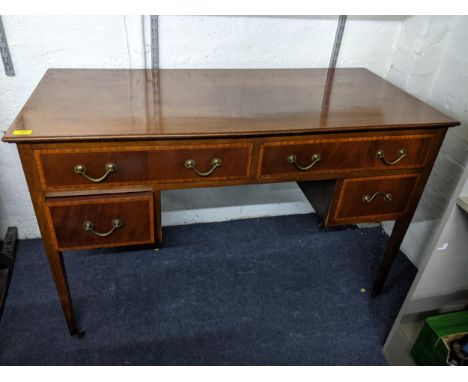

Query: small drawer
<box><xmin>35</xmin><ymin>143</ymin><xmax>253</xmax><ymax>191</ymax></box>
<box><xmin>46</xmin><ymin>192</ymin><xmax>154</xmax><ymax>250</ymax></box>
<box><xmin>259</xmin><ymin>134</ymin><xmax>433</xmax><ymax>179</ymax></box>
<box><xmin>327</xmin><ymin>174</ymin><xmax>419</xmax><ymax>225</ymax></box>
<box><xmin>146</xmin><ymin>144</ymin><xmax>252</xmax><ymax>182</ymax></box>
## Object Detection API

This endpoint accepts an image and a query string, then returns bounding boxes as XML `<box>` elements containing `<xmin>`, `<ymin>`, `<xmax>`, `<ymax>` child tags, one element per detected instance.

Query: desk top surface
<box><xmin>3</xmin><ymin>68</ymin><xmax>459</xmax><ymax>143</ymax></box>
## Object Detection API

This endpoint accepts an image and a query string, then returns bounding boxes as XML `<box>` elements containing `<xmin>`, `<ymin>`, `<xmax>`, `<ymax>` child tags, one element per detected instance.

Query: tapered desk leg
<box><xmin>372</xmin><ymin>217</ymin><xmax>412</xmax><ymax>296</ymax></box>
<box><xmin>44</xmin><ymin>245</ymin><xmax>83</xmax><ymax>338</ymax></box>
<box><xmin>17</xmin><ymin>144</ymin><xmax>83</xmax><ymax>337</ymax></box>
<box><xmin>372</xmin><ymin>129</ymin><xmax>448</xmax><ymax>296</ymax></box>
<box><xmin>153</xmin><ymin>189</ymin><xmax>163</xmax><ymax>243</ymax></box>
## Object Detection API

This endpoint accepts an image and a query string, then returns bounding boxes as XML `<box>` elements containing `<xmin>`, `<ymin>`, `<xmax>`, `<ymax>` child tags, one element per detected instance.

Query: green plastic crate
<box><xmin>411</xmin><ymin>310</ymin><xmax>468</xmax><ymax>366</ymax></box>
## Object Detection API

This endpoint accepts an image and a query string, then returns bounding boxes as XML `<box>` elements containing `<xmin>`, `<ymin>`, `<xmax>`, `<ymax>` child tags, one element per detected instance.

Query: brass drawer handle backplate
<box><xmin>376</xmin><ymin>148</ymin><xmax>407</xmax><ymax>166</ymax></box>
<box><xmin>287</xmin><ymin>153</ymin><xmax>321</xmax><ymax>171</ymax></box>
<box><xmin>185</xmin><ymin>157</ymin><xmax>222</xmax><ymax>177</ymax></box>
<box><xmin>362</xmin><ymin>192</ymin><xmax>392</xmax><ymax>204</ymax></box>
<box><xmin>82</xmin><ymin>218</ymin><xmax>123</xmax><ymax>237</ymax></box>
<box><xmin>74</xmin><ymin>162</ymin><xmax>117</xmax><ymax>183</ymax></box>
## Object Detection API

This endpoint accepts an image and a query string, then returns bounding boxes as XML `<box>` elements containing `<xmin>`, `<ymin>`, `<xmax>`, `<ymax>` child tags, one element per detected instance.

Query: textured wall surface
<box><xmin>382</xmin><ymin>16</ymin><xmax>468</xmax><ymax>266</ymax></box>
<box><xmin>0</xmin><ymin>16</ymin><xmax>145</xmax><ymax>238</ymax></box>
<box><xmin>0</xmin><ymin>15</ymin><xmax>404</xmax><ymax>239</ymax></box>
<box><xmin>3</xmin><ymin>16</ymin><xmax>465</xmax><ymax>267</ymax></box>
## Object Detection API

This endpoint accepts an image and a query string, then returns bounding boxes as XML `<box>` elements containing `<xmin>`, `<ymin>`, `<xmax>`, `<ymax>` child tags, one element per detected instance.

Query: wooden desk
<box><xmin>2</xmin><ymin>68</ymin><xmax>460</xmax><ymax>337</ymax></box>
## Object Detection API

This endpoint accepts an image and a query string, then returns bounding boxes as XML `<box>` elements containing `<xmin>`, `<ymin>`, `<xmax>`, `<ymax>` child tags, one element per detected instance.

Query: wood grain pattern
<box><xmin>2</xmin><ymin>69</ymin><xmax>462</xmax><ymax>335</ymax></box>
<box><xmin>259</xmin><ymin>134</ymin><xmax>433</xmax><ymax>178</ymax></box>
<box><xmin>32</xmin><ymin>131</ymin><xmax>440</xmax><ymax>193</ymax></box>
<box><xmin>2</xmin><ymin>68</ymin><xmax>459</xmax><ymax>143</ymax></box>
<box><xmin>46</xmin><ymin>192</ymin><xmax>155</xmax><ymax>251</ymax></box>
<box><xmin>327</xmin><ymin>174</ymin><xmax>419</xmax><ymax>225</ymax></box>
<box><xmin>17</xmin><ymin>144</ymin><xmax>81</xmax><ymax>336</ymax></box>
<box><xmin>24</xmin><ymin>128</ymin><xmax>445</xmax><ymax>150</ymax></box>
<box><xmin>372</xmin><ymin>128</ymin><xmax>448</xmax><ymax>294</ymax></box>
<box><xmin>35</xmin><ymin>143</ymin><xmax>252</xmax><ymax>191</ymax></box>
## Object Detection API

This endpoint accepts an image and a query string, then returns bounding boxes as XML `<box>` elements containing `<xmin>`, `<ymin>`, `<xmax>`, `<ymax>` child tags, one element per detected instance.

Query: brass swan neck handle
<box><xmin>376</xmin><ymin>148</ymin><xmax>407</xmax><ymax>166</ymax></box>
<box><xmin>287</xmin><ymin>153</ymin><xmax>321</xmax><ymax>171</ymax></box>
<box><xmin>82</xmin><ymin>218</ymin><xmax>123</xmax><ymax>237</ymax></box>
<box><xmin>185</xmin><ymin>157</ymin><xmax>222</xmax><ymax>177</ymax></box>
<box><xmin>74</xmin><ymin>163</ymin><xmax>117</xmax><ymax>183</ymax></box>
<box><xmin>362</xmin><ymin>192</ymin><xmax>392</xmax><ymax>204</ymax></box>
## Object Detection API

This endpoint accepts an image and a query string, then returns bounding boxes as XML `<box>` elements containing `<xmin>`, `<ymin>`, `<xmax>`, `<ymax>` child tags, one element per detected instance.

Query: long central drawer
<box><xmin>34</xmin><ymin>131</ymin><xmax>436</xmax><ymax>192</ymax></box>
<box><xmin>35</xmin><ymin>143</ymin><xmax>253</xmax><ymax>191</ymax></box>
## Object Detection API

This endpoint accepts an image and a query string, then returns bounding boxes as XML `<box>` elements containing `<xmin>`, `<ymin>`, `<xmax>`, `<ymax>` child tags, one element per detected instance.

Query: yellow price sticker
<box><xmin>13</xmin><ymin>130</ymin><xmax>32</xmax><ymax>135</ymax></box>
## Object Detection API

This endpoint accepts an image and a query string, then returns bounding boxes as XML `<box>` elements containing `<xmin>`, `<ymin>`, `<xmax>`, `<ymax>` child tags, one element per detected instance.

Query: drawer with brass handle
<box><xmin>326</xmin><ymin>174</ymin><xmax>419</xmax><ymax>225</ymax></box>
<box><xmin>258</xmin><ymin>133</ymin><xmax>434</xmax><ymax>179</ymax></box>
<box><xmin>184</xmin><ymin>157</ymin><xmax>222</xmax><ymax>177</ymax></box>
<box><xmin>81</xmin><ymin>218</ymin><xmax>124</xmax><ymax>237</ymax></box>
<box><xmin>376</xmin><ymin>148</ymin><xmax>407</xmax><ymax>166</ymax></box>
<box><xmin>34</xmin><ymin>143</ymin><xmax>252</xmax><ymax>191</ymax></box>
<box><xmin>74</xmin><ymin>162</ymin><xmax>117</xmax><ymax>183</ymax></box>
<box><xmin>286</xmin><ymin>153</ymin><xmax>321</xmax><ymax>171</ymax></box>
<box><xmin>45</xmin><ymin>192</ymin><xmax>154</xmax><ymax>250</ymax></box>
<box><xmin>362</xmin><ymin>191</ymin><xmax>393</xmax><ymax>204</ymax></box>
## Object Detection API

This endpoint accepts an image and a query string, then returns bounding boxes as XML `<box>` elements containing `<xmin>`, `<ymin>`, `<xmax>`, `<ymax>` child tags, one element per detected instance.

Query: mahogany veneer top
<box><xmin>2</xmin><ymin>68</ymin><xmax>460</xmax><ymax>143</ymax></box>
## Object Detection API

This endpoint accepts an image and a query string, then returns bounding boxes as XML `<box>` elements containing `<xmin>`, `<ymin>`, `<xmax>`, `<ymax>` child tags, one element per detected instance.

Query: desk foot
<box><xmin>154</xmin><ymin>241</ymin><xmax>164</xmax><ymax>252</ymax></box>
<box><xmin>45</xmin><ymin>248</ymin><xmax>81</xmax><ymax>340</ymax></box>
<box><xmin>71</xmin><ymin>330</ymin><xmax>85</xmax><ymax>339</ymax></box>
<box><xmin>372</xmin><ymin>218</ymin><xmax>411</xmax><ymax>295</ymax></box>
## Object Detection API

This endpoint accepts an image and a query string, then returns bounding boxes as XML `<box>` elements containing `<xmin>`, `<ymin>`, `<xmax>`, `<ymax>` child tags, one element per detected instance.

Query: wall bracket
<box><xmin>329</xmin><ymin>15</ymin><xmax>347</xmax><ymax>69</ymax></box>
<box><xmin>0</xmin><ymin>16</ymin><xmax>14</xmax><ymax>76</ymax></box>
<box><xmin>150</xmin><ymin>15</ymin><xmax>159</xmax><ymax>69</ymax></box>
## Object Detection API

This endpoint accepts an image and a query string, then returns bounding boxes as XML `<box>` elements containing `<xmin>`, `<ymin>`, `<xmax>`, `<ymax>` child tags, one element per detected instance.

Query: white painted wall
<box><xmin>4</xmin><ymin>15</ymin><xmax>466</xmax><ymax>269</ymax></box>
<box><xmin>4</xmin><ymin>15</ymin><xmax>467</xmax><ymax>269</ymax></box>
<box><xmin>381</xmin><ymin>16</ymin><xmax>468</xmax><ymax>266</ymax></box>
<box><xmin>0</xmin><ymin>15</ymin><xmax>405</xmax><ymax>239</ymax></box>
<box><xmin>0</xmin><ymin>16</ymin><xmax>147</xmax><ymax>239</ymax></box>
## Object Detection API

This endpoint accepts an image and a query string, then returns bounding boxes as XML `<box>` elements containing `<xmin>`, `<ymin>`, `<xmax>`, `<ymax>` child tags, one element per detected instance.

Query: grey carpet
<box><xmin>0</xmin><ymin>213</ymin><xmax>416</xmax><ymax>365</ymax></box>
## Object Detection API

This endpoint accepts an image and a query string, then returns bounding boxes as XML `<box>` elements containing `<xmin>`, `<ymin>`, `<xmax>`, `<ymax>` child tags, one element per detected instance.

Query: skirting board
<box><xmin>162</xmin><ymin>201</ymin><xmax>314</xmax><ymax>227</ymax></box>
